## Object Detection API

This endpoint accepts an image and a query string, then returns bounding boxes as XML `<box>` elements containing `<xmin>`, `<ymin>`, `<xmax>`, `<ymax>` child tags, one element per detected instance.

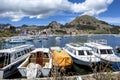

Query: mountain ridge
<box><xmin>0</xmin><ymin>15</ymin><xmax>120</xmax><ymax>35</ymax></box>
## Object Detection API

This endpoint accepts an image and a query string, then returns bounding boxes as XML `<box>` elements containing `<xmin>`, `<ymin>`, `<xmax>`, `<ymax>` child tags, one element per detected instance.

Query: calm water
<box><xmin>1</xmin><ymin>34</ymin><xmax>120</xmax><ymax>78</ymax></box>
<box><xmin>2</xmin><ymin>34</ymin><xmax>120</xmax><ymax>50</ymax></box>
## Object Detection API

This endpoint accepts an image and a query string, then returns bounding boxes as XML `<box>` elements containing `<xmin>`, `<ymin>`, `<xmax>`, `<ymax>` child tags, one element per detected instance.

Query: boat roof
<box><xmin>0</xmin><ymin>44</ymin><xmax>34</xmax><ymax>54</ymax></box>
<box><xmin>66</xmin><ymin>43</ymin><xmax>92</xmax><ymax>51</ymax></box>
<box><xmin>84</xmin><ymin>42</ymin><xmax>113</xmax><ymax>49</ymax></box>
<box><xmin>31</xmin><ymin>48</ymin><xmax>49</xmax><ymax>53</ymax></box>
<box><xmin>50</xmin><ymin>46</ymin><xmax>61</xmax><ymax>51</ymax></box>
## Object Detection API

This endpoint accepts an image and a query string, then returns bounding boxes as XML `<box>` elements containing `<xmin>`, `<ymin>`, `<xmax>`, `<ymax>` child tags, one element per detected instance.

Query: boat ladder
<box><xmin>4</xmin><ymin>54</ymin><xmax>9</xmax><ymax>66</ymax></box>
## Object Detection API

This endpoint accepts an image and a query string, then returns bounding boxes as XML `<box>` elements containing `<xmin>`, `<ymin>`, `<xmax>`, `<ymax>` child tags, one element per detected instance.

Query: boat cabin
<box><xmin>84</xmin><ymin>42</ymin><xmax>114</xmax><ymax>55</ymax></box>
<box><xmin>65</xmin><ymin>43</ymin><xmax>93</xmax><ymax>56</ymax></box>
<box><xmin>0</xmin><ymin>44</ymin><xmax>35</xmax><ymax>68</ymax></box>
<box><xmin>29</xmin><ymin>51</ymin><xmax>50</xmax><ymax>67</ymax></box>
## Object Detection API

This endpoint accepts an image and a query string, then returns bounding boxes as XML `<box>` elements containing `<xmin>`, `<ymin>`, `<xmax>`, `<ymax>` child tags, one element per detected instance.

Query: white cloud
<box><xmin>71</xmin><ymin>0</ymin><xmax>113</xmax><ymax>15</ymax></box>
<box><xmin>0</xmin><ymin>0</ymin><xmax>113</xmax><ymax>21</ymax></box>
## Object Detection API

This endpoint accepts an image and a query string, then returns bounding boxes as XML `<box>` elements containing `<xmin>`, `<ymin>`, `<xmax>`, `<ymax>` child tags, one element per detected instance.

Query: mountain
<box><xmin>66</xmin><ymin>15</ymin><xmax>112</xmax><ymax>29</ymax></box>
<box><xmin>64</xmin><ymin>15</ymin><xmax>120</xmax><ymax>34</ymax></box>
<box><xmin>47</xmin><ymin>21</ymin><xmax>62</xmax><ymax>28</ymax></box>
<box><xmin>1</xmin><ymin>15</ymin><xmax>120</xmax><ymax>35</ymax></box>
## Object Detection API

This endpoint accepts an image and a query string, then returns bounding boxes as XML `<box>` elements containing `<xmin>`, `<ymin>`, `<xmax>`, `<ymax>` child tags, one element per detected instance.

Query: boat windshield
<box><xmin>78</xmin><ymin>50</ymin><xmax>84</xmax><ymax>55</ymax></box>
<box><xmin>100</xmin><ymin>49</ymin><xmax>113</xmax><ymax>54</ymax></box>
<box><xmin>86</xmin><ymin>50</ymin><xmax>92</xmax><ymax>55</ymax></box>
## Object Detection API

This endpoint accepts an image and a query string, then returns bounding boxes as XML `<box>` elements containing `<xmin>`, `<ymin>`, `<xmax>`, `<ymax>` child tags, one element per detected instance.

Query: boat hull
<box><xmin>0</xmin><ymin>59</ymin><xmax>25</xmax><ymax>79</ymax></box>
<box><xmin>18</xmin><ymin>67</ymin><xmax>51</xmax><ymax>77</ymax></box>
<box><xmin>41</xmin><ymin>68</ymin><xmax>51</xmax><ymax>77</ymax></box>
<box><xmin>18</xmin><ymin>48</ymin><xmax>52</xmax><ymax>78</ymax></box>
<box><xmin>72</xmin><ymin>56</ymin><xmax>93</xmax><ymax>67</ymax></box>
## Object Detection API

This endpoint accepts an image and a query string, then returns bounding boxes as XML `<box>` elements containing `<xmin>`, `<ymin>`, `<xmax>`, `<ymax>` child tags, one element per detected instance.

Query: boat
<box><xmin>8</xmin><ymin>37</ymin><xmax>26</xmax><ymax>44</ymax></box>
<box><xmin>0</xmin><ymin>44</ymin><xmax>35</xmax><ymax>79</ymax></box>
<box><xmin>84</xmin><ymin>39</ymin><xmax>120</xmax><ymax>64</ymax></box>
<box><xmin>63</xmin><ymin>43</ymin><xmax>100</xmax><ymax>67</ymax></box>
<box><xmin>17</xmin><ymin>48</ymin><xmax>52</xmax><ymax>78</ymax></box>
<box><xmin>23</xmin><ymin>36</ymin><xmax>34</xmax><ymax>41</ymax></box>
<box><xmin>55</xmin><ymin>36</ymin><xmax>62</xmax><ymax>40</ymax></box>
<box><xmin>115</xmin><ymin>46</ymin><xmax>120</xmax><ymax>53</ymax></box>
<box><xmin>50</xmin><ymin>47</ymin><xmax>73</xmax><ymax>70</ymax></box>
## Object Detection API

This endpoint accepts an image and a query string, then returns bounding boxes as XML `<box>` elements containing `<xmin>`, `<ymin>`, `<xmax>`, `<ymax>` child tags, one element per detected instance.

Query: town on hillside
<box><xmin>0</xmin><ymin>15</ymin><xmax>120</xmax><ymax>38</ymax></box>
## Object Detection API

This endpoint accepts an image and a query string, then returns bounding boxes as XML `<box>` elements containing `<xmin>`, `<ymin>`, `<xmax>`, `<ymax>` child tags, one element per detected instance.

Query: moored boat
<box><xmin>8</xmin><ymin>37</ymin><xmax>26</xmax><ymax>44</ymax></box>
<box><xmin>63</xmin><ymin>43</ymin><xmax>100</xmax><ymax>67</ymax></box>
<box><xmin>50</xmin><ymin>47</ymin><xmax>73</xmax><ymax>70</ymax></box>
<box><xmin>17</xmin><ymin>48</ymin><xmax>52</xmax><ymax>78</ymax></box>
<box><xmin>0</xmin><ymin>44</ymin><xmax>35</xmax><ymax>79</ymax></box>
<box><xmin>84</xmin><ymin>39</ymin><xmax>120</xmax><ymax>64</ymax></box>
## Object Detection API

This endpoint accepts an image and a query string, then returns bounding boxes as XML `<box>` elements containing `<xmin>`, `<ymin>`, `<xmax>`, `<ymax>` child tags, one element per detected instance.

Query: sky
<box><xmin>0</xmin><ymin>0</ymin><xmax>120</xmax><ymax>26</ymax></box>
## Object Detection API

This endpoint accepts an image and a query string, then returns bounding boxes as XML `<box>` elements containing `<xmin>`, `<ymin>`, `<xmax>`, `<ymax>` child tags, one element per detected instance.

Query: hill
<box><xmin>0</xmin><ymin>15</ymin><xmax>120</xmax><ymax>35</ymax></box>
<box><xmin>64</xmin><ymin>15</ymin><xmax>120</xmax><ymax>34</ymax></box>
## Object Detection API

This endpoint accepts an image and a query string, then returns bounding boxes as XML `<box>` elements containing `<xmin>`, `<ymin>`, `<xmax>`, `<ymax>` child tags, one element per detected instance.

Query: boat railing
<box><xmin>87</xmin><ymin>39</ymin><xmax>107</xmax><ymax>45</ymax></box>
<box><xmin>69</xmin><ymin>42</ymin><xmax>84</xmax><ymax>47</ymax></box>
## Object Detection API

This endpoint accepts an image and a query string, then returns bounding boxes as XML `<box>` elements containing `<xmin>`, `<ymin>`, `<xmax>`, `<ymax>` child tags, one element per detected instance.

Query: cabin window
<box><xmin>100</xmin><ymin>49</ymin><xmax>107</xmax><ymax>54</ymax></box>
<box><xmin>28</xmin><ymin>49</ymin><xmax>30</xmax><ymax>52</ymax></box>
<box><xmin>18</xmin><ymin>52</ymin><xmax>21</xmax><ymax>57</ymax></box>
<box><xmin>44</xmin><ymin>53</ymin><xmax>49</xmax><ymax>58</ymax></box>
<box><xmin>26</xmin><ymin>49</ymin><xmax>30</xmax><ymax>53</ymax></box>
<box><xmin>28</xmin><ymin>48</ymin><xmax>31</xmax><ymax>52</ymax></box>
<box><xmin>97</xmin><ymin>50</ymin><xmax>99</xmax><ymax>53</ymax></box>
<box><xmin>107</xmin><ymin>49</ymin><xmax>113</xmax><ymax>54</ymax></box>
<box><xmin>73</xmin><ymin>50</ymin><xmax>76</xmax><ymax>55</ymax></box>
<box><xmin>67</xmin><ymin>47</ymin><xmax>70</xmax><ymax>51</ymax></box>
<box><xmin>24</xmin><ymin>50</ymin><xmax>28</xmax><ymax>54</ymax></box>
<box><xmin>67</xmin><ymin>47</ymin><xmax>72</xmax><ymax>53</ymax></box>
<box><xmin>15</xmin><ymin>52</ymin><xmax>21</xmax><ymax>59</ymax></box>
<box><xmin>78</xmin><ymin>50</ymin><xmax>84</xmax><ymax>55</ymax></box>
<box><xmin>15</xmin><ymin>53</ymin><xmax>17</xmax><ymax>59</ymax></box>
<box><xmin>21</xmin><ymin>51</ymin><xmax>25</xmax><ymax>55</ymax></box>
<box><xmin>86</xmin><ymin>51</ymin><xmax>92</xmax><ymax>55</ymax></box>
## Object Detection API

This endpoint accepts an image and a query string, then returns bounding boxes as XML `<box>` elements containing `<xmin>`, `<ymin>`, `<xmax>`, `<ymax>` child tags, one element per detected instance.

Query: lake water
<box><xmin>1</xmin><ymin>34</ymin><xmax>120</xmax><ymax>78</ymax></box>
<box><xmin>2</xmin><ymin>34</ymin><xmax>120</xmax><ymax>50</ymax></box>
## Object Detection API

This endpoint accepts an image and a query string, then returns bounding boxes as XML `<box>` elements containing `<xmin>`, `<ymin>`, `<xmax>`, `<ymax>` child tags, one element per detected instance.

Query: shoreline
<box><xmin>9</xmin><ymin>71</ymin><xmax>120</xmax><ymax>80</ymax></box>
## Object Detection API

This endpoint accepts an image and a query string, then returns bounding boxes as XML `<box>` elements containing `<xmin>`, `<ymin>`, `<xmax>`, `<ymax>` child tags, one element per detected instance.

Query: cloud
<box><xmin>0</xmin><ymin>0</ymin><xmax>113</xmax><ymax>21</ymax></box>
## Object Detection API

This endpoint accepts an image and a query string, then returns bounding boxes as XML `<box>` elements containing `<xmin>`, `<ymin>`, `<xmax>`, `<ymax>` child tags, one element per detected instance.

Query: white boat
<box><xmin>63</xmin><ymin>43</ymin><xmax>100</xmax><ymax>67</ymax></box>
<box><xmin>8</xmin><ymin>37</ymin><xmax>26</xmax><ymax>44</ymax></box>
<box><xmin>18</xmin><ymin>48</ymin><xmax>52</xmax><ymax>78</ymax></box>
<box><xmin>23</xmin><ymin>36</ymin><xmax>34</xmax><ymax>41</ymax></box>
<box><xmin>0</xmin><ymin>44</ymin><xmax>35</xmax><ymax>79</ymax></box>
<box><xmin>55</xmin><ymin>36</ymin><xmax>61</xmax><ymax>40</ymax></box>
<box><xmin>84</xmin><ymin>39</ymin><xmax>120</xmax><ymax>64</ymax></box>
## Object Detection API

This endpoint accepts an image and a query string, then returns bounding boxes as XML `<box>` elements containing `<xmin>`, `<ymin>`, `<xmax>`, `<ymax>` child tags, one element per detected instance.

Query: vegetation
<box><xmin>45</xmin><ymin>61</ymin><xmax>120</xmax><ymax>80</ymax></box>
<box><xmin>0</xmin><ymin>30</ymin><xmax>13</xmax><ymax>37</ymax></box>
<box><xmin>55</xmin><ymin>30</ymin><xmax>67</xmax><ymax>34</ymax></box>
